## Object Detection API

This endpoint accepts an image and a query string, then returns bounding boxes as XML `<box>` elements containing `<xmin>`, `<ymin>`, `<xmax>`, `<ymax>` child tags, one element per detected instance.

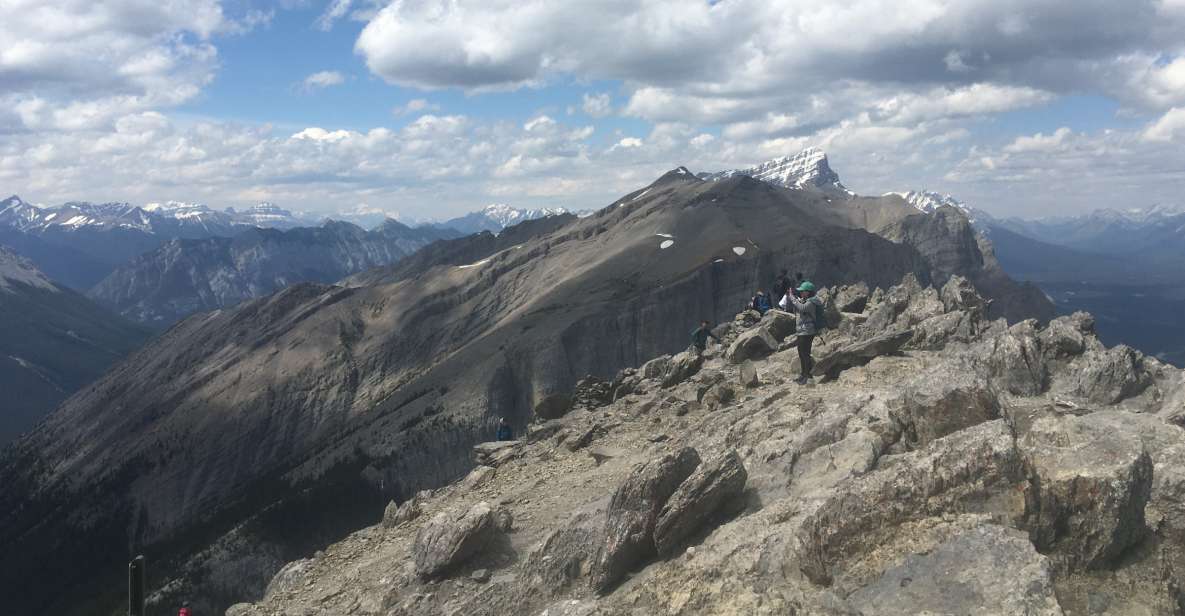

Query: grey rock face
<box><xmin>1071</xmin><ymin>345</ymin><xmax>1151</xmax><ymax>404</ymax></box>
<box><xmin>847</xmin><ymin>525</ymin><xmax>1063</xmax><ymax>616</ymax></box>
<box><xmin>811</xmin><ymin>329</ymin><xmax>913</xmax><ymax>379</ymax></box>
<box><xmin>833</xmin><ymin>283</ymin><xmax>870</xmax><ymax>314</ymax></box>
<box><xmin>520</xmin><ymin>516</ymin><xmax>601</xmax><ymax>597</ymax></box>
<box><xmin>738</xmin><ymin>361</ymin><xmax>759</xmax><ymax>388</ymax></box>
<box><xmin>939</xmin><ymin>274</ymin><xmax>986</xmax><ymax>314</ymax></box>
<box><xmin>653</xmin><ymin>450</ymin><xmax>747</xmax><ymax>556</ymax></box>
<box><xmin>893</xmin><ymin>373</ymin><xmax>1000</xmax><ymax>449</ymax></box>
<box><xmin>413</xmin><ymin>502</ymin><xmax>504</xmax><ymax>579</ymax></box>
<box><xmin>1020</xmin><ymin>414</ymin><xmax>1153</xmax><ymax>570</ymax></box>
<box><xmin>590</xmin><ymin>448</ymin><xmax>702</xmax><ymax>592</ymax></box>
<box><xmin>659</xmin><ymin>351</ymin><xmax>703</xmax><ymax>388</ymax></box>
<box><xmin>534</xmin><ymin>393</ymin><xmax>574</xmax><ymax>421</ymax></box>
<box><xmin>797</xmin><ymin>420</ymin><xmax>1024</xmax><ymax>585</ymax></box>
<box><xmin>1039</xmin><ymin>312</ymin><xmax>1095</xmax><ymax>359</ymax></box>
<box><xmin>986</xmin><ymin>320</ymin><xmax>1047</xmax><ymax>395</ymax></box>
<box><xmin>640</xmin><ymin>355</ymin><xmax>672</xmax><ymax>380</ymax></box>
<box><xmin>727</xmin><ymin>326</ymin><xmax>778</xmax><ymax>364</ymax></box>
<box><xmin>758</xmin><ymin>310</ymin><xmax>797</xmax><ymax>342</ymax></box>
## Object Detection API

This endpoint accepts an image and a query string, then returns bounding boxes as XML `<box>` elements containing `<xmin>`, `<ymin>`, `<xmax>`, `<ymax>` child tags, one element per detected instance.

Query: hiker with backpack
<box><xmin>750</xmin><ymin>290</ymin><xmax>772</xmax><ymax>315</ymax></box>
<box><xmin>690</xmin><ymin>320</ymin><xmax>720</xmax><ymax>355</ymax></box>
<box><xmin>496</xmin><ymin>417</ymin><xmax>514</xmax><ymax>441</ymax></box>
<box><xmin>780</xmin><ymin>281</ymin><xmax>825</xmax><ymax>384</ymax></box>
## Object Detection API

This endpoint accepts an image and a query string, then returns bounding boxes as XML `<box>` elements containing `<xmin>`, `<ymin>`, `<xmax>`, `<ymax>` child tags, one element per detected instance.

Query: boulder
<box><xmin>382</xmin><ymin>495</ymin><xmax>423</xmax><ymax>528</ymax></box>
<box><xmin>701</xmin><ymin>383</ymin><xmax>736</xmax><ymax>411</ymax></box>
<box><xmin>1039</xmin><ymin>312</ymin><xmax>1094</xmax><ymax>360</ymax></box>
<box><xmin>759</xmin><ymin>310</ymin><xmax>797</xmax><ymax>342</ymax></box>
<box><xmin>519</xmin><ymin>515</ymin><xmax>601</xmax><ymax>596</ymax></box>
<box><xmin>893</xmin><ymin>374</ymin><xmax>1000</xmax><ymax>449</ymax></box>
<box><xmin>653</xmin><ymin>450</ymin><xmax>748</xmax><ymax>555</ymax></box>
<box><xmin>473</xmin><ymin>441</ymin><xmax>521</xmax><ymax>467</ymax></box>
<box><xmin>739</xmin><ymin>360</ymin><xmax>759</xmax><ymax>388</ymax></box>
<box><xmin>566</xmin><ymin>423</ymin><xmax>607</xmax><ymax>452</ymax></box>
<box><xmin>590</xmin><ymin>447</ymin><xmax>702</xmax><ymax>592</ymax></box>
<box><xmin>796</xmin><ymin>420</ymin><xmax>1024</xmax><ymax>585</ymax></box>
<box><xmin>734</xmin><ymin>309</ymin><xmax>762</xmax><ymax>329</ymax></box>
<box><xmin>727</xmin><ymin>326</ymin><xmax>778</xmax><ymax>364</ymax></box>
<box><xmin>463</xmin><ymin>466</ymin><xmax>496</xmax><ymax>489</ymax></box>
<box><xmin>909</xmin><ymin>310</ymin><xmax>976</xmax><ymax>350</ymax></box>
<box><xmin>660</xmin><ymin>351</ymin><xmax>704</xmax><ymax>388</ymax></box>
<box><xmin>641</xmin><ymin>355</ymin><xmax>672</xmax><ymax>380</ymax></box>
<box><xmin>985</xmin><ymin>320</ymin><xmax>1046</xmax><ymax>396</ymax></box>
<box><xmin>939</xmin><ymin>275</ymin><xmax>986</xmax><ymax>314</ymax></box>
<box><xmin>834</xmin><ymin>283</ymin><xmax>871</xmax><ymax>314</ymax></box>
<box><xmin>1020</xmin><ymin>414</ymin><xmax>1153</xmax><ymax>570</ymax></box>
<box><xmin>1070</xmin><ymin>345</ymin><xmax>1151</xmax><ymax>404</ymax></box>
<box><xmin>413</xmin><ymin>501</ymin><xmax>504</xmax><ymax>579</ymax></box>
<box><xmin>534</xmin><ymin>393</ymin><xmax>574</xmax><ymax>420</ymax></box>
<box><xmin>572</xmin><ymin>376</ymin><xmax>613</xmax><ymax>409</ymax></box>
<box><xmin>847</xmin><ymin>525</ymin><xmax>1063</xmax><ymax>616</ymax></box>
<box><xmin>811</xmin><ymin>329</ymin><xmax>913</xmax><ymax>380</ymax></box>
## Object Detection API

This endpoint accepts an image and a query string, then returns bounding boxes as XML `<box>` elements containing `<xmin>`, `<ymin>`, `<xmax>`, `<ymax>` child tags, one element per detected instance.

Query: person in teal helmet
<box><xmin>780</xmin><ymin>280</ymin><xmax>823</xmax><ymax>384</ymax></box>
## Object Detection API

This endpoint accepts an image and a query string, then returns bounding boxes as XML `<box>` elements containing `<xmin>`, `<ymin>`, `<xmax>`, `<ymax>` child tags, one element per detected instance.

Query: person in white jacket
<box><xmin>780</xmin><ymin>281</ymin><xmax>823</xmax><ymax>384</ymax></box>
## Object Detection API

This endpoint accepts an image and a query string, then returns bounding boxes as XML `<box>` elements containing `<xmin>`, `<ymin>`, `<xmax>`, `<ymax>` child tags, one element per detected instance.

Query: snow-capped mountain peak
<box><xmin>698</xmin><ymin>147</ymin><xmax>851</xmax><ymax>194</ymax></box>
<box><xmin>885</xmin><ymin>190</ymin><xmax>991</xmax><ymax>224</ymax></box>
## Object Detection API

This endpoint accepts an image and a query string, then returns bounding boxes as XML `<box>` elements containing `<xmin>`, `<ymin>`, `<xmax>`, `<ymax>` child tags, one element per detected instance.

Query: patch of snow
<box><xmin>655</xmin><ymin>233</ymin><xmax>674</xmax><ymax>238</ymax></box>
<box><xmin>732</xmin><ymin>246</ymin><xmax>746</xmax><ymax>256</ymax></box>
<box><xmin>714</xmin><ymin>258</ymin><xmax>725</xmax><ymax>263</ymax></box>
<box><xmin>660</xmin><ymin>240</ymin><xmax>675</xmax><ymax>249</ymax></box>
<box><xmin>631</xmin><ymin>188</ymin><xmax>652</xmax><ymax>201</ymax></box>
<box><xmin>457</xmin><ymin>258</ymin><xmax>491</xmax><ymax>269</ymax></box>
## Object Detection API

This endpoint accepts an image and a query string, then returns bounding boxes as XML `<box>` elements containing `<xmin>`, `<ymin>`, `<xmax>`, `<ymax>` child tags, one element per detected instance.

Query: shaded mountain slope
<box><xmin>0</xmin><ymin>171</ymin><xmax>1046</xmax><ymax>614</ymax></box>
<box><xmin>88</xmin><ymin>221</ymin><xmax>461</xmax><ymax>325</ymax></box>
<box><xmin>0</xmin><ymin>247</ymin><xmax>152</xmax><ymax>444</ymax></box>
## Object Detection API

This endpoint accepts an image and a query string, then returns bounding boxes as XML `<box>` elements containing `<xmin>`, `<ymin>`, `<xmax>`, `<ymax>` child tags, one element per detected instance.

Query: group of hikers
<box><xmin>692</xmin><ymin>269</ymin><xmax>823</xmax><ymax>385</ymax></box>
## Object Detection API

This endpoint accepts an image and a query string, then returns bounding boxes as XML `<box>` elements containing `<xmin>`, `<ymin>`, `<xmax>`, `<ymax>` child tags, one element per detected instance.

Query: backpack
<box><xmin>813</xmin><ymin>301</ymin><xmax>830</xmax><ymax>330</ymax></box>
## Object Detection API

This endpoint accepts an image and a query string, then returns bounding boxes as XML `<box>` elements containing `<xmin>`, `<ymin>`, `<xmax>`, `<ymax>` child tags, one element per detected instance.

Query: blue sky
<box><xmin>2</xmin><ymin>1</ymin><xmax>1184</xmax><ymax>220</ymax></box>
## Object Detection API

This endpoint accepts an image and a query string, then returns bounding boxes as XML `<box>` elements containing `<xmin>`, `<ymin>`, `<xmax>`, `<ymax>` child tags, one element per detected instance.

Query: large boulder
<box><xmin>759</xmin><ymin>310</ymin><xmax>797</xmax><ymax>342</ymax></box>
<box><xmin>382</xmin><ymin>494</ymin><xmax>423</xmax><ymax>528</ymax></box>
<box><xmin>653</xmin><ymin>450</ymin><xmax>748</xmax><ymax>556</ymax></box>
<box><xmin>660</xmin><ymin>351</ymin><xmax>704</xmax><ymax>388</ymax></box>
<box><xmin>1069</xmin><ymin>345</ymin><xmax>1151</xmax><ymax>404</ymax></box>
<box><xmin>811</xmin><ymin>329</ymin><xmax>913</xmax><ymax>380</ymax></box>
<box><xmin>739</xmin><ymin>360</ymin><xmax>759</xmax><ymax>388</ymax></box>
<box><xmin>519</xmin><ymin>513</ymin><xmax>601</xmax><ymax>596</ymax></box>
<box><xmin>939</xmin><ymin>275</ymin><xmax>986</xmax><ymax>314</ymax></box>
<box><xmin>892</xmin><ymin>373</ymin><xmax>1000</xmax><ymax>449</ymax></box>
<box><xmin>473</xmin><ymin>441</ymin><xmax>521</xmax><ymax>467</ymax></box>
<box><xmin>701</xmin><ymin>383</ymin><xmax>736</xmax><ymax>411</ymax></box>
<box><xmin>572</xmin><ymin>376</ymin><xmax>613</xmax><ymax>409</ymax></box>
<box><xmin>641</xmin><ymin>355</ymin><xmax>672</xmax><ymax>380</ymax></box>
<box><xmin>834</xmin><ymin>283</ymin><xmax>871</xmax><ymax>314</ymax></box>
<box><xmin>847</xmin><ymin>525</ymin><xmax>1063</xmax><ymax>616</ymax></box>
<box><xmin>796</xmin><ymin>420</ymin><xmax>1024</xmax><ymax>585</ymax></box>
<box><xmin>1039</xmin><ymin>312</ymin><xmax>1094</xmax><ymax>360</ymax></box>
<box><xmin>985</xmin><ymin>320</ymin><xmax>1047</xmax><ymax>396</ymax></box>
<box><xmin>534</xmin><ymin>393</ymin><xmax>573</xmax><ymax>420</ymax></box>
<box><xmin>727</xmin><ymin>326</ymin><xmax>778</xmax><ymax>364</ymax></box>
<box><xmin>413</xmin><ymin>501</ymin><xmax>504</xmax><ymax>579</ymax></box>
<box><xmin>1020</xmin><ymin>414</ymin><xmax>1153</xmax><ymax>570</ymax></box>
<box><xmin>590</xmin><ymin>448</ymin><xmax>702</xmax><ymax>592</ymax></box>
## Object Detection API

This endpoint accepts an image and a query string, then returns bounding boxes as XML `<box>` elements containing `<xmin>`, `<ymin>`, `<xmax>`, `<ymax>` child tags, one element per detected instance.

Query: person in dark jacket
<box><xmin>750</xmin><ymin>290</ymin><xmax>772</xmax><ymax>315</ymax></box>
<box><xmin>496</xmin><ymin>417</ymin><xmax>514</xmax><ymax>441</ymax></box>
<box><xmin>690</xmin><ymin>320</ymin><xmax>720</xmax><ymax>355</ymax></box>
<box><xmin>780</xmin><ymin>281</ymin><xmax>823</xmax><ymax>384</ymax></box>
<box><xmin>772</xmin><ymin>269</ymin><xmax>793</xmax><ymax>305</ymax></box>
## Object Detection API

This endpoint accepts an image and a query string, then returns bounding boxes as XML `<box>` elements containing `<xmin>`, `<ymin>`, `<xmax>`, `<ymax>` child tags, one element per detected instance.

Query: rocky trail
<box><xmin>223</xmin><ymin>275</ymin><xmax>1185</xmax><ymax>616</ymax></box>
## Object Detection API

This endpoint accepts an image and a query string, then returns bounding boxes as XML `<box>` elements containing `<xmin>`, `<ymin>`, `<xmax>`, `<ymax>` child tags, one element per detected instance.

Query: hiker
<box><xmin>750</xmin><ymin>290</ymin><xmax>772</xmax><ymax>315</ymax></box>
<box><xmin>772</xmin><ymin>269</ymin><xmax>793</xmax><ymax>306</ymax></box>
<box><xmin>496</xmin><ymin>417</ymin><xmax>514</xmax><ymax>441</ymax></box>
<box><xmin>690</xmin><ymin>320</ymin><xmax>720</xmax><ymax>355</ymax></box>
<box><xmin>781</xmin><ymin>281</ymin><xmax>823</xmax><ymax>384</ymax></box>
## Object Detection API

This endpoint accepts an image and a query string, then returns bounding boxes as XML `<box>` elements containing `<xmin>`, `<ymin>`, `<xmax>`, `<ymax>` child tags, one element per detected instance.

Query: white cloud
<box><xmin>393</xmin><ymin>98</ymin><xmax>440</xmax><ymax>116</ymax></box>
<box><xmin>613</xmin><ymin>137</ymin><xmax>643</xmax><ymax>150</ymax></box>
<box><xmin>1004</xmin><ymin>127</ymin><xmax>1074</xmax><ymax>153</ymax></box>
<box><xmin>302</xmin><ymin>71</ymin><xmax>346</xmax><ymax>91</ymax></box>
<box><xmin>581</xmin><ymin>92</ymin><xmax>612</xmax><ymax>118</ymax></box>
<box><xmin>1142</xmin><ymin>107</ymin><xmax>1185</xmax><ymax>142</ymax></box>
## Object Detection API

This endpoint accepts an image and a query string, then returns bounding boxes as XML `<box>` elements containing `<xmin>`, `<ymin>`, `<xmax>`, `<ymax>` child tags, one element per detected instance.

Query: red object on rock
<box><xmin>179</xmin><ymin>609</ymin><xmax>192</xmax><ymax>616</ymax></box>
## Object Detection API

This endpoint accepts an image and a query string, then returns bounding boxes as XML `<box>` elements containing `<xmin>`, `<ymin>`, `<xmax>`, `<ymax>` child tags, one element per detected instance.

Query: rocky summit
<box><xmin>224</xmin><ymin>275</ymin><xmax>1185</xmax><ymax>616</ymax></box>
<box><xmin>0</xmin><ymin>168</ymin><xmax>1054</xmax><ymax>615</ymax></box>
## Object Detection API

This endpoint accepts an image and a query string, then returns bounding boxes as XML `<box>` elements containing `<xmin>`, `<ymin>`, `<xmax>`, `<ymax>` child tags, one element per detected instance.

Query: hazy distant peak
<box><xmin>0</xmin><ymin>246</ymin><xmax>57</xmax><ymax>294</ymax></box>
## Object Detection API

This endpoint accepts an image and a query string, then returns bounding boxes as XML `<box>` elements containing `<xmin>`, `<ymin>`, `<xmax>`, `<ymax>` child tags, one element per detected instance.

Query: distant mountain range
<box><xmin>90</xmin><ymin>220</ymin><xmax>460</xmax><ymax>324</ymax></box>
<box><xmin>429</xmin><ymin>203</ymin><xmax>573</xmax><ymax>235</ymax></box>
<box><xmin>0</xmin><ymin>247</ymin><xmax>150</xmax><ymax>444</ymax></box>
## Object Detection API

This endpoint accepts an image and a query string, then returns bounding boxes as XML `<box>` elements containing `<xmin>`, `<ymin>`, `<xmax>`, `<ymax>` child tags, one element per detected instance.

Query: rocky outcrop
<box><xmin>846</xmin><ymin>525</ymin><xmax>1063</xmax><ymax>615</ymax></box>
<box><xmin>727</xmin><ymin>326</ymin><xmax>778</xmax><ymax>363</ymax></box>
<box><xmin>758</xmin><ymin>310</ymin><xmax>797</xmax><ymax>342</ymax></box>
<box><xmin>413</xmin><ymin>502</ymin><xmax>505</xmax><ymax>579</ymax></box>
<box><xmin>473</xmin><ymin>441</ymin><xmax>521</xmax><ymax>467</ymax></box>
<box><xmin>590</xmin><ymin>448</ymin><xmax>701</xmax><ymax>592</ymax></box>
<box><xmin>653</xmin><ymin>451</ymin><xmax>747</xmax><ymax>556</ymax></box>
<box><xmin>1020</xmin><ymin>415</ymin><xmax>1153</xmax><ymax>570</ymax></box>
<box><xmin>534</xmin><ymin>393</ymin><xmax>574</xmax><ymax>420</ymax></box>
<box><xmin>660</xmin><ymin>351</ymin><xmax>704</xmax><ymax>388</ymax></box>
<box><xmin>811</xmin><ymin>329</ymin><xmax>913</xmax><ymax>379</ymax></box>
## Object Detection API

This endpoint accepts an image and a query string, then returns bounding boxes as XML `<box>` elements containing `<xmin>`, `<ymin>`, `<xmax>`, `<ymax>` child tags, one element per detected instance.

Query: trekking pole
<box><xmin>129</xmin><ymin>555</ymin><xmax>145</xmax><ymax>616</ymax></box>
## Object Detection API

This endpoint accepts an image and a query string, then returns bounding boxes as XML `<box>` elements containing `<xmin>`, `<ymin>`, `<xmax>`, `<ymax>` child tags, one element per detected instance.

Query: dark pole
<box><xmin>128</xmin><ymin>555</ymin><xmax>145</xmax><ymax>616</ymax></box>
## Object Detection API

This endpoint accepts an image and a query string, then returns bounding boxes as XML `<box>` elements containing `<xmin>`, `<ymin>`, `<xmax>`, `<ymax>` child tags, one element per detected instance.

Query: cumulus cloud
<box><xmin>581</xmin><ymin>92</ymin><xmax>612</xmax><ymax>118</ymax></box>
<box><xmin>392</xmin><ymin>98</ymin><xmax>440</xmax><ymax>116</ymax></box>
<box><xmin>1142</xmin><ymin>107</ymin><xmax>1185</xmax><ymax>142</ymax></box>
<box><xmin>301</xmin><ymin>71</ymin><xmax>346</xmax><ymax>91</ymax></box>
